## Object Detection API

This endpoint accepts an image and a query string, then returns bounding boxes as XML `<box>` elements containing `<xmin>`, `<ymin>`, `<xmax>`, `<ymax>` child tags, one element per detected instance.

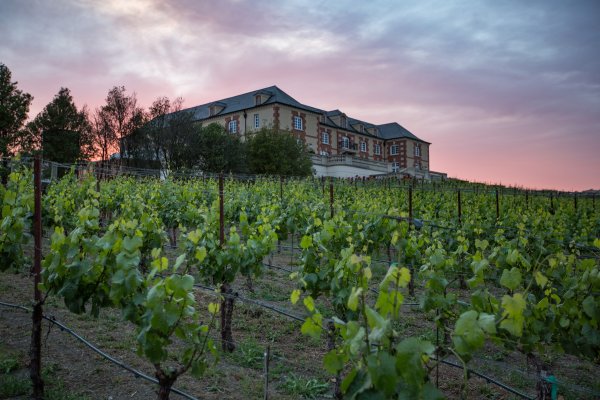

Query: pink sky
<box><xmin>1</xmin><ymin>0</ymin><xmax>599</xmax><ymax>191</ymax></box>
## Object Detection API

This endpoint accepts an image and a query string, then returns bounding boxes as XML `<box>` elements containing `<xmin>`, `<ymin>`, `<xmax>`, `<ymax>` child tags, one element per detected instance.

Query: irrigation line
<box><xmin>262</xmin><ymin>262</ymin><xmax>295</xmax><ymax>274</ymax></box>
<box><xmin>435</xmin><ymin>356</ymin><xmax>535</xmax><ymax>400</ymax></box>
<box><xmin>190</xmin><ymin>281</ymin><xmax>307</xmax><ymax>323</ymax></box>
<box><xmin>0</xmin><ymin>301</ymin><xmax>584</xmax><ymax>400</ymax></box>
<box><xmin>0</xmin><ymin>301</ymin><xmax>198</xmax><ymax>400</ymax></box>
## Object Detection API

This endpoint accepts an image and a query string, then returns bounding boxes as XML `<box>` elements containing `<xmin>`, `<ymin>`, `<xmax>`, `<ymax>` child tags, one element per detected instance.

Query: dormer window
<box><xmin>353</xmin><ymin>123</ymin><xmax>364</xmax><ymax>133</ymax></box>
<box><xmin>209</xmin><ymin>102</ymin><xmax>225</xmax><ymax>117</ymax></box>
<box><xmin>254</xmin><ymin>90</ymin><xmax>272</xmax><ymax>106</ymax></box>
<box><xmin>366</xmin><ymin>127</ymin><xmax>379</xmax><ymax>136</ymax></box>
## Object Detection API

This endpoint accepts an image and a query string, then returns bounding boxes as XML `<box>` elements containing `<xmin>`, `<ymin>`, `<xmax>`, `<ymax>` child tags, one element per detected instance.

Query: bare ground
<box><xmin>1</xmin><ymin>240</ymin><xmax>599</xmax><ymax>399</ymax></box>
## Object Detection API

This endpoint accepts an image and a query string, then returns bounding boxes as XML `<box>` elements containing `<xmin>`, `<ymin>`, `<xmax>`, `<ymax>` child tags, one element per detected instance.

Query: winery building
<box><xmin>180</xmin><ymin>86</ymin><xmax>444</xmax><ymax>179</ymax></box>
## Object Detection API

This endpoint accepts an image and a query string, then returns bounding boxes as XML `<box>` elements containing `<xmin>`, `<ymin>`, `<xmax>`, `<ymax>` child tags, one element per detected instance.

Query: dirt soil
<box><xmin>1</xmin><ymin>242</ymin><xmax>599</xmax><ymax>399</ymax></box>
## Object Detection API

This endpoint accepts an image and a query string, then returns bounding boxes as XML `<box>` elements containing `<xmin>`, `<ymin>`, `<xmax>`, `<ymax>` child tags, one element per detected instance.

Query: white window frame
<box><xmin>360</xmin><ymin>141</ymin><xmax>367</xmax><ymax>152</ymax></box>
<box><xmin>228</xmin><ymin>120</ymin><xmax>237</xmax><ymax>134</ymax></box>
<box><xmin>392</xmin><ymin>162</ymin><xmax>400</xmax><ymax>173</ymax></box>
<box><xmin>254</xmin><ymin>113</ymin><xmax>260</xmax><ymax>129</ymax></box>
<box><xmin>390</xmin><ymin>144</ymin><xmax>399</xmax><ymax>155</ymax></box>
<box><xmin>415</xmin><ymin>144</ymin><xmax>421</xmax><ymax>157</ymax></box>
<box><xmin>341</xmin><ymin>136</ymin><xmax>350</xmax><ymax>149</ymax></box>
<box><xmin>293</xmin><ymin>116</ymin><xmax>303</xmax><ymax>130</ymax></box>
<box><xmin>322</xmin><ymin>131</ymin><xmax>330</xmax><ymax>145</ymax></box>
<box><xmin>374</xmin><ymin>144</ymin><xmax>381</xmax><ymax>155</ymax></box>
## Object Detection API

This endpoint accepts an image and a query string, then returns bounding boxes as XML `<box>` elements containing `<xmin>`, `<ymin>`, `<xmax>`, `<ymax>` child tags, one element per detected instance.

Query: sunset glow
<box><xmin>1</xmin><ymin>0</ymin><xmax>598</xmax><ymax>190</ymax></box>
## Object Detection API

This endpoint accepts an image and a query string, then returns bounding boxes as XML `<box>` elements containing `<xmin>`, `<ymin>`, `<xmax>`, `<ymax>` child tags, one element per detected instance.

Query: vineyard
<box><xmin>1</xmin><ymin>157</ymin><xmax>599</xmax><ymax>400</ymax></box>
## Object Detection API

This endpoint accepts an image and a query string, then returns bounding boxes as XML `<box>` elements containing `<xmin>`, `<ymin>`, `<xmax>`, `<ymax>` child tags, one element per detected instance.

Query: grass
<box><xmin>0</xmin><ymin>352</ymin><xmax>93</xmax><ymax>400</ymax></box>
<box><xmin>228</xmin><ymin>338</ymin><xmax>265</xmax><ymax>369</ymax></box>
<box><xmin>279</xmin><ymin>372</ymin><xmax>329</xmax><ymax>399</ymax></box>
<box><xmin>0</xmin><ymin>356</ymin><xmax>19</xmax><ymax>373</ymax></box>
<box><xmin>0</xmin><ymin>374</ymin><xmax>30</xmax><ymax>397</ymax></box>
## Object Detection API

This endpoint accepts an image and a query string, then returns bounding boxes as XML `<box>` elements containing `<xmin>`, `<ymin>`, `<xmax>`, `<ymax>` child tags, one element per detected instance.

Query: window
<box><xmin>322</xmin><ymin>131</ymin><xmax>330</xmax><ymax>145</ymax></box>
<box><xmin>320</xmin><ymin>150</ymin><xmax>330</xmax><ymax>156</ymax></box>
<box><xmin>293</xmin><ymin>116</ymin><xmax>303</xmax><ymax>130</ymax></box>
<box><xmin>392</xmin><ymin>162</ymin><xmax>400</xmax><ymax>173</ymax></box>
<box><xmin>374</xmin><ymin>144</ymin><xmax>381</xmax><ymax>155</ymax></box>
<box><xmin>254</xmin><ymin>114</ymin><xmax>260</xmax><ymax>129</ymax></box>
<box><xmin>414</xmin><ymin>144</ymin><xmax>421</xmax><ymax>157</ymax></box>
<box><xmin>340</xmin><ymin>116</ymin><xmax>347</xmax><ymax>129</ymax></box>
<box><xmin>255</xmin><ymin>95</ymin><xmax>262</xmax><ymax>106</ymax></box>
<box><xmin>414</xmin><ymin>160</ymin><xmax>421</xmax><ymax>170</ymax></box>
<box><xmin>341</xmin><ymin>136</ymin><xmax>350</xmax><ymax>149</ymax></box>
<box><xmin>390</xmin><ymin>144</ymin><xmax>399</xmax><ymax>155</ymax></box>
<box><xmin>228</xmin><ymin>120</ymin><xmax>237</xmax><ymax>134</ymax></box>
<box><xmin>360</xmin><ymin>141</ymin><xmax>367</xmax><ymax>152</ymax></box>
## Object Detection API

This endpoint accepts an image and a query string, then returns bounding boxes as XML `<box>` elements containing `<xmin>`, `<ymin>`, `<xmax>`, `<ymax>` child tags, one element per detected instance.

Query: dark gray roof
<box><xmin>176</xmin><ymin>85</ymin><xmax>429</xmax><ymax>143</ymax></box>
<box><xmin>320</xmin><ymin>111</ymin><xmax>380</xmax><ymax>138</ymax></box>
<box><xmin>181</xmin><ymin>85</ymin><xmax>322</xmax><ymax>121</ymax></box>
<box><xmin>377</xmin><ymin>122</ymin><xmax>430</xmax><ymax>143</ymax></box>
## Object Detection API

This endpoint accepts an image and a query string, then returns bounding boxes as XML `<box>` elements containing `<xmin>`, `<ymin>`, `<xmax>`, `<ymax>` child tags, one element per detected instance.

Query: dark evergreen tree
<box><xmin>0</xmin><ymin>63</ymin><xmax>33</xmax><ymax>157</ymax></box>
<box><xmin>23</xmin><ymin>87</ymin><xmax>93</xmax><ymax>162</ymax></box>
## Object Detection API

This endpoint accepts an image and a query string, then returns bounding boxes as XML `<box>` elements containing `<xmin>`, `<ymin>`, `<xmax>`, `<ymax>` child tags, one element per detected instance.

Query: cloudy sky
<box><xmin>1</xmin><ymin>0</ymin><xmax>599</xmax><ymax>190</ymax></box>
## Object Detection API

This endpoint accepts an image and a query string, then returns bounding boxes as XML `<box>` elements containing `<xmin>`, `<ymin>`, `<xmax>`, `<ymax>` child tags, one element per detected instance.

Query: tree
<box><xmin>0</xmin><ymin>63</ymin><xmax>33</xmax><ymax>157</ymax></box>
<box><xmin>246</xmin><ymin>127</ymin><xmax>312</xmax><ymax>176</ymax></box>
<box><xmin>91</xmin><ymin>107</ymin><xmax>117</xmax><ymax>162</ymax></box>
<box><xmin>22</xmin><ymin>88</ymin><xmax>94</xmax><ymax>162</ymax></box>
<box><xmin>195</xmin><ymin>123</ymin><xmax>246</xmax><ymax>173</ymax></box>
<box><xmin>121</xmin><ymin>96</ymin><xmax>198</xmax><ymax>171</ymax></box>
<box><xmin>94</xmin><ymin>86</ymin><xmax>146</xmax><ymax>160</ymax></box>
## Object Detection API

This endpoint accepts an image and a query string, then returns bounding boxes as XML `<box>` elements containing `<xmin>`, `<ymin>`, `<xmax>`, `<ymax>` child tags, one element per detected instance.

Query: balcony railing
<box><xmin>311</xmin><ymin>154</ymin><xmax>388</xmax><ymax>173</ymax></box>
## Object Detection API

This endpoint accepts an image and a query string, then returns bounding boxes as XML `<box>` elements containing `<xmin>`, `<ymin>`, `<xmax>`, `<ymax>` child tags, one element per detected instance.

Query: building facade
<box><xmin>181</xmin><ymin>86</ymin><xmax>441</xmax><ymax>178</ymax></box>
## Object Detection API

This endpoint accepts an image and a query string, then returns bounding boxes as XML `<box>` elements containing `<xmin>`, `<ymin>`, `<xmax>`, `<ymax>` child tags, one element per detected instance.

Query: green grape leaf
<box><xmin>347</xmin><ymin>287</ymin><xmax>362</xmax><ymax>312</ymax></box>
<box><xmin>500</xmin><ymin>267</ymin><xmax>522</xmax><ymax>291</ymax></box>
<box><xmin>300</xmin><ymin>235</ymin><xmax>313</xmax><ymax>249</ymax></box>
<box><xmin>323</xmin><ymin>349</ymin><xmax>344</xmax><ymax>374</ymax></box>
<box><xmin>301</xmin><ymin>313</ymin><xmax>322</xmax><ymax>339</ymax></box>
<box><xmin>303</xmin><ymin>296</ymin><xmax>315</xmax><ymax>312</ymax></box>
<box><xmin>500</xmin><ymin>293</ymin><xmax>526</xmax><ymax>337</ymax></box>
<box><xmin>534</xmin><ymin>271</ymin><xmax>548</xmax><ymax>288</ymax></box>
<box><xmin>582</xmin><ymin>295</ymin><xmax>598</xmax><ymax>319</ymax></box>
<box><xmin>290</xmin><ymin>289</ymin><xmax>301</xmax><ymax>305</ymax></box>
<box><xmin>122</xmin><ymin>235</ymin><xmax>142</xmax><ymax>253</ymax></box>
<box><xmin>453</xmin><ymin>310</ymin><xmax>484</xmax><ymax>356</ymax></box>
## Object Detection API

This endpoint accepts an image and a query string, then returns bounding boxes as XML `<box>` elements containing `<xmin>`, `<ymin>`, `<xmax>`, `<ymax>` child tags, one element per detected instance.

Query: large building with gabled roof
<box><xmin>181</xmin><ymin>85</ymin><xmax>441</xmax><ymax>178</ymax></box>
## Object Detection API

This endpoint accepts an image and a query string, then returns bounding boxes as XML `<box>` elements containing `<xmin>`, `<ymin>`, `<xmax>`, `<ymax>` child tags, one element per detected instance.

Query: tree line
<box><xmin>0</xmin><ymin>63</ymin><xmax>312</xmax><ymax>176</ymax></box>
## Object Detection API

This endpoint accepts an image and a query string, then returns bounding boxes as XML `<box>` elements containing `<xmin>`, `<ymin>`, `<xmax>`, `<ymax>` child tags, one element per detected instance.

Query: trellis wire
<box><xmin>0</xmin><ymin>301</ymin><xmax>198</xmax><ymax>400</ymax></box>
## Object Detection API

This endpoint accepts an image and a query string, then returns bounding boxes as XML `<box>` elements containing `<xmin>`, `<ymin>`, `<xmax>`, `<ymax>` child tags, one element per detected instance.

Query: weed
<box><xmin>280</xmin><ymin>373</ymin><xmax>329</xmax><ymax>399</ymax></box>
<box><xmin>229</xmin><ymin>338</ymin><xmax>265</xmax><ymax>369</ymax></box>
<box><xmin>0</xmin><ymin>357</ymin><xmax>19</xmax><ymax>373</ymax></box>
<box><xmin>45</xmin><ymin>380</ymin><xmax>93</xmax><ymax>400</ymax></box>
<box><xmin>0</xmin><ymin>375</ymin><xmax>30</xmax><ymax>397</ymax></box>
